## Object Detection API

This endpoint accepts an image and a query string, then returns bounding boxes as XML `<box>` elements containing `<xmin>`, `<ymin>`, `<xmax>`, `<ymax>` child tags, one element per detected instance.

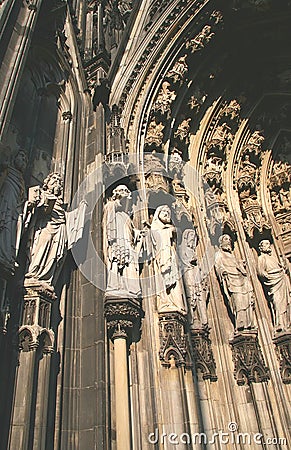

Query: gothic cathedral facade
<box><xmin>0</xmin><ymin>1</ymin><xmax>291</xmax><ymax>449</ymax></box>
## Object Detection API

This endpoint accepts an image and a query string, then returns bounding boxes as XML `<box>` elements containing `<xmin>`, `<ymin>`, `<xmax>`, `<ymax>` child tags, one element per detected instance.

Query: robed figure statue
<box><xmin>258</xmin><ymin>240</ymin><xmax>291</xmax><ymax>333</ymax></box>
<box><xmin>151</xmin><ymin>205</ymin><xmax>187</xmax><ymax>315</ymax></box>
<box><xmin>215</xmin><ymin>234</ymin><xmax>255</xmax><ymax>332</ymax></box>
<box><xmin>103</xmin><ymin>185</ymin><xmax>142</xmax><ymax>299</ymax></box>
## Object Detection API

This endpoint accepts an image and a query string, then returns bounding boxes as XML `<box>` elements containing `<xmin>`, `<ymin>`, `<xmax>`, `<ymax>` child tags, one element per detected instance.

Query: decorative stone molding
<box><xmin>230</xmin><ymin>331</ymin><xmax>270</xmax><ymax>385</ymax></box>
<box><xmin>62</xmin><ymin>110</ymin><xmax>72</xmax><ymax>121</ymax></box>
<box><xmin>104</xmin><ymin>297</ymin><xmax>143</xmax><ymax>343</ymax></box>
<box><xmin>190</xmin><ymin>328</ymin><xmax>217</xmax><ymax>381</ymax></box>
<box><xmin>158</xmin><ymin>312</ymin><xmax>191</xmax><ymax>369</ymax></box>
<box><xmin>273</xmin><ymin>332</ymin><xmax>291</xmax><ymax>384</ymax></box>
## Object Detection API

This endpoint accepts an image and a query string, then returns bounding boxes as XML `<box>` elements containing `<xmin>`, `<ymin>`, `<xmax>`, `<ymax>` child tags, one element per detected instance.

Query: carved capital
<box><xmin>273</xmin><ymin>332</ymin><xmax>291</xmax><ymax>384</ymax></box>
<box><xmin>230</xmin><ymin>330</ymin><xmax>269</xmax><ymax>385</ymax></box>
<box><xmin>104</xmin><ymin>297</ymin><xmax>143</xmax><ymax>343</ymax></box>
<box><xmin>62</xmin><ymin>111</ymin><xmax>73</xmax><ymax>121</ymax></box>
<box><xmin>158</xmin><ymin>312</ymin><xmax>191</xmax><ymax>369</ymax></box>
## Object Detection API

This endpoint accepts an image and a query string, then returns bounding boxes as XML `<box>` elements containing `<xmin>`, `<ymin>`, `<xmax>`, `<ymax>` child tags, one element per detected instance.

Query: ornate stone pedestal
<box><xmin>230</xmin><ymin>330</ymin><xmax>269</xmax><ymax>385</ymax></box>
<box><xmin>190</xmin><ymin>327</ymin><xmax>217</xmax><ymax>381</ymax></box>
<box><xmin>19</xmin><ymin>282</ymin><xmax>56</xmax><ymax>351</ymax></box>
<box><xmin>273</xmin><ymin>331</ymin><xmax>291</xmax><ymax>384</ymax></box>
<box><xmin>158</xmin><ymin>312</ymin><xmax>191</xmax><ymax>369</ymax></box>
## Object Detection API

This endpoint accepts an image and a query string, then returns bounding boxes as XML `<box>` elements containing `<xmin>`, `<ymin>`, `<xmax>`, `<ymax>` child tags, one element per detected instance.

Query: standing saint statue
<box><xmin>179</xmin><ymin>229</ymin><xmax>208</xmax><ymax>329</ymax></box>
<box><xmin>25</xmin><ymin>172</ymin><xmax>86</xmax><ymax>288</ymax></box>
<box><xmin>215</xmin><ymin>234</ymin><xmax>254</xmax><ymax>332</ymax></box>
<box><xmin>103</xmin><ymin>185</ymin><xmax>142</xmax><ymax>299</ymax></box>
<box><xmin>151</xmin><ymin>205</ymin><xmax>187</xmax><ymax>315</ymax></box>
<box><xmin>0</xmin><ymin>149</ymin><xmax>27</xmax><ymax>272</ymax></box>
<box><xmin>257</xmin><ymin>240</ymin><xmax>291</xmax><ymax>333</ymax></box>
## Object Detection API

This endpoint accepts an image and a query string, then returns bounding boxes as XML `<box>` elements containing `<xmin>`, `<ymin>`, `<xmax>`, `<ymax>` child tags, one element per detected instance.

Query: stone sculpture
<box><xmin>151</xmin><ymin>205</ymin><xmax>187</xmax><ymax>315</ymax></box>
<box><xmin>179</xmin><ymin>229</ymin><xmax>208</xmax><ymax>328</ymax></box>
<box><xmin>25</xmin><ymin>172</ymin><xmax>86</xmax><ymax>288</ymax></box>
<box><xmin>103</xmin><ymin>185</ymin><xmax>142</xmax><ymax>298</ymax></box>
<box><xmin>215</xmin><ymin>234</ymin><xmax>254</xmax><ymax>332</ymax></box>
<box><xmin>0</xmin><ymin>150</ymin><xmax>27</xmax><ymax>272</ymax></box>
<box><xmin>257</xmin><ymin>240</ymin><xmax>291</xmax><ymax>332</ymax></box>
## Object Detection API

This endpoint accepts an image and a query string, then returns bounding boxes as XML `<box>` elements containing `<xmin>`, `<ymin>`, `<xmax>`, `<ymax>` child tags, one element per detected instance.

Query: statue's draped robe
<box><xmin>179</xmin><ymin>231</ymin><xmax>207</xmax><ymax>327</ymax></box>
<box><xmin>258</xmin><ymin>253</ymin><xmax>291</xmax><ymax>331</ymax></box>
<box><xmin>151</xmin><ymin>207</ymin><xmax>187</xmax><ymax>315</ymax></box>
<box><xmin>103</xmin><ymin>199</ymin><xmax>141</xmax><ymax>298</ymax></box>
<box><xmin>215</xmin><ymin>249</ymin><xmax>254</xmax><ymax>331</ymax></box>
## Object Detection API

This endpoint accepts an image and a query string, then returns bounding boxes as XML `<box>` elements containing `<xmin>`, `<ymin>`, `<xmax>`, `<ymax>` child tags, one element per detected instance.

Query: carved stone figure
<box><xmin>257</xmin><ymin>240</ymin><xmax>291</xmax><ymax>333</ymax></box>
<box><xmin>186</xmin><ymin>25</ymin><xmax>214</xmax><ymax>53</ymax></box>
<box><xmin>103</xmin><ymin>185</ymin><xmax>142</xmax><ymax>298</ymax></box>
<box><xmin>153</xmin><ymin>81</ymin><xmax>176</xmax><ymax>115</ymax></box>
<box><xmin>166</xmin><ymin>54</ymin><xmax>188</xmax><ymax>83</ymax></box>
<box><xmin>174</xmin><ymin>118</ymin><xmax>191</xmax><ymax>141</ymax></box>
<box><xmin>179</xmin><ymin>229</ymin><xmax>208</xmax><ymax>329</ymax></box>
<box><xmin>0</xmin><ymin>150</ymin><xmax>27</xmax><ymax>272</ymax></box>
<box><xmin>151</xmin><ymin>205</ymin><xmax>187</xmax><ymax>315</ymax></box>
<box><xmin>25</xmin><ymin>173</ymin><xmax>86</xmax><ymax>288</ymax></box>
<box><xmin>145</xmin><ymin>119</ymin><xmax>165</xmax><ymax>146</ymax></box>
<box><xmin>215</xmin><ymin>234</ymin><xmax>255</xmax><ymax>332</ymax></box>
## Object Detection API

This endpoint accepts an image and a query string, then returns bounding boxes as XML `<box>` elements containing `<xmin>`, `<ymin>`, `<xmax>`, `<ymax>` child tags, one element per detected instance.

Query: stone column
<box><xmin>9</xmin><ymin>283</ymin><xmax>55</xmax><ymax>450</ymax></box>
<box><xmin>105</xmin><ymin>297</ymin><xmax>143</xmax><ymax>450</ymax></box>
<box><xmin>9</xmin><ymin>345</ymin><xmax>37</xmax><ymax>449</ymax></box>
<box><xmin>113</xmin><ymin>328</ymin><xmax>131</xmax><ymax>450</ymax></box>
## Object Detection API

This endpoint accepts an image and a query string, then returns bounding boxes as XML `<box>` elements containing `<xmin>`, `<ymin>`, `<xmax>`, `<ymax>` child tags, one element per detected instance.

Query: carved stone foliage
<box><xmin>273</xmin><ymin>332</ymin><xmax>291</xmax><ymax>384</ymax></box>
<box><xmin>230</xmin><ymin>331</ymin><xmax>270</xmax><ymax>385</ymax></box>
<box><xmin>104</xmin><ymin>297</ymin><xmax>143</xmax><ymax>343</ymax></box>
<box><xmin>191</xmin><ymin>329</ymin><xmax>217</xmax><ymax>381</ymax></box>
<box><xmin>236</xmin><ymin>131</ymin><xmax>270</xmax><ymax>238</ymax></box>
<box><xmin>158</xmin><ymin>312</ymin><xmax>191</xmax><ymax>369</ymax></box>
<box><xmin>269</xmin><ymin>140</ymin><xmax>291</xmax><ymax>232</ymax></box>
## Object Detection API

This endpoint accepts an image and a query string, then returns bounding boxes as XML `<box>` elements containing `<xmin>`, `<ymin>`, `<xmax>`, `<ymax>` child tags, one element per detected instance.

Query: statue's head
<box><xmin>219</xmin><ymin>234</ymin><xmax>233</xmax><ymax>252</ymax></box>
<box><xmin>258</xmin><ymin>239</ymin><xmax>272</xmax><ymax>254</ymax></box>
<box><xmin>112</xmin><ymin>185</ymin><xmax>131</xmax><ymax>200</ymax></box>
<box><xmin>13</xmin><ymin>150</ymin><xmax>28</xmax><ymax>173</ymax></box>
<box><xmin>157</xmin><ymin>205</ymin><xmax>171</xmax><ymax>224</ymax></box>
<box><xmin>43</xmin><ymin>172</ymin><xmax>63</xmax><ymax>196</ymax></box>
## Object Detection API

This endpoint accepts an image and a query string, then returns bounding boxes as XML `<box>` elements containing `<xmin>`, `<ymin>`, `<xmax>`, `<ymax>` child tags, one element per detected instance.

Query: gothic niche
<box><xmin>236</xmin><ymin>130</ymin><xmax>270</xmax><ymax>238</ymax></box>
<box><xmin>215</xmin><ymin>234</ymin><xmax>269</xmax><ymax>384</ymax></box>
